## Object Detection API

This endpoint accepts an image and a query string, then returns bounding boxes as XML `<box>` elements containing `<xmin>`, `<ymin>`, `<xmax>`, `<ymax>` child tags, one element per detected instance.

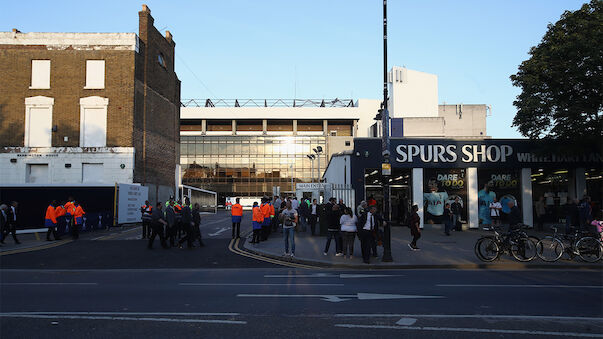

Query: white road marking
<box><xmin>264</xmin><ymin>273</ymin><xmax>403</xmax><ymax>279</ymax></box>
<box><xmin>333</xmin><ymin>324</ymin><xmax>603</xmax><ymax>338</ymax></box>
<box><xmin>208</xmin><ymin>227</ymin><xmax>230</xmax><ymax>237</ymax></box>
<box><xmin>334</xmin><ymin>314</ymin><xmax>603</xmax><ymax>322</ymax></box>
<box><xmin>1</xmin><ymin>283</ymin><xmax>98</xmax><ymax>286</ymax></box>
<box><xmin>201</xmin><ymin>217</ymin><xmax>232</xmax><ymax>228</ymax></box>
<box><xmin>0</xmin><ymin>314</ymin><xmax>246</xmax><ymax>325</ymax></box>
<box><xmin>437</xmin><ymin>284</ymin><xmax>603</xmax><ymax>289</ymax></box>
<box><xmin>237</xmin><ymin>293</ymin><xmax>444</xmax><ymax>303</ymax></box>
<box><xmin>1</xmin><ymin>312</ymin><xmax>239</xmax><ymax>316</ymax></box>
<box><xmin>396</xmin><ymin>318</ymin><xmax>418</xmax><ymax>326</ymax></box>
<box><xmin>180</xmin><ymin>283</ymin><xmax>344</xmax><ymax>286</ymax></box>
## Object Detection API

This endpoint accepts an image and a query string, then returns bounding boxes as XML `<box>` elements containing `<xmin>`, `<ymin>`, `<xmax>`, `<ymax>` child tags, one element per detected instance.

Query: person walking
<box><xmin>148</xmin><ymin>202</ymin><xmax>168</xmax><ymax>249</ymax></box>
<box><xmin>191</xmin><ymin>203</ymin><xmax>205</xmax><ymax>247</ymax></box>
<box><xmin>451</xmin><ymin>197</ymin><xmax>462</xmax><ymax>231</ymax></box>
<box><xmin>0</xmin><ymin>204</ymin><xmax>8</xmax><ymax>245</ymax></box>
<box><xmin>489</xmin><ymin>197</ymin><xmax>502</xmax><ymax>229</ymax></box>
<box><xmin>408</xmin><ymin>204</ymin><xmax>421</xmax><ymax>250</ymax></box>
<box><xmin>251</xmin><ymin>202</ymin><xmax>263</xmax><ymax>244</ymax></box>
<box><xmin>4</xmin><ymin>201</ymin><xmax>20</xmax><ymax>244</ymax></box>
<box><xmin>280</xmin><ymin>201</ymin><xmax>298</xmax><ymax>257</ymax></box>
<box><xmin>45</xmin><ymin>200</ymin><xmax>60</xmax><ymax>241</ymax></box>
<box><xmin>340</xmin><ymin>207</ymin><xmax>357</xmax><ymax>259</ymax></box>
<box><xmin>231</xmin><ymin>198</ymin><xmax>243</xmax><ymax>239</ymax></box>
<box><xmin>324</xmin><ymin>204</ymin><xmax>343</xmax><ymax>256</ymax></box>
<box><xmin>358</xmin><ymin>205</ymin><xmax>377</xmax><ymax>264</ymax></box>
<box><xmin>165</xmin><ymin>200</ymin><xmax>177</xmax><ymax>247</ymax></box>
<box><xmin>443</xmin><ymin>203</ymin><xmax>453</xmax><ymax>236</ymax></box>
<box><xmin>141</xmin><ymin>200</ymin><xmax>153</xmax><ymax>239</ymax></box>
<box><xmin>72</xmin><ymin>201</ymin><xmax>85</xmax><ymax>240</ymax></box>
<box><xmin>178</xmin><ymin>198</ymin><xmax>194</xmax><ymax>249</ymax></box>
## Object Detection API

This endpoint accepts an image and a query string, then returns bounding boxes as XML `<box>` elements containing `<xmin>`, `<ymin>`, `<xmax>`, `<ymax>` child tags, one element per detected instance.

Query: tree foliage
<box><xmin>510</xmin><ymin>0</ymin><xmax>603</xmax><ymax>140</ymax></box>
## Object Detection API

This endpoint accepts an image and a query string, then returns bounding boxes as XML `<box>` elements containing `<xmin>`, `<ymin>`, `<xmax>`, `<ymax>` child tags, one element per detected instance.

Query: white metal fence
<box><xmin>331</xmin><ymin>184</ymin><xmax>355</xmax><ymax>208</ymax></box>
<box><xmin>180</xmin><ymin>185</ymin><xmax>217</xmax><ymax>214</ymax></box>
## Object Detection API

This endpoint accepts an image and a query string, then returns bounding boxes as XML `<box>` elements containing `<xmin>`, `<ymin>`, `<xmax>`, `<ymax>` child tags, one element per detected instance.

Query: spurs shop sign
<box><xmin>389</xmin><ymin>139</ymin><xmax>602</xmax><ymax>168</ymax></box>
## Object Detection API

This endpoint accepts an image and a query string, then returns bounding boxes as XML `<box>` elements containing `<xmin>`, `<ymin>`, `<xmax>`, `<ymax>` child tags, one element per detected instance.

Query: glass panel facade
<box><xmin>181</xmin><ymin>136</ymin><xmax>327</xmax><ymax>201</ymax></box>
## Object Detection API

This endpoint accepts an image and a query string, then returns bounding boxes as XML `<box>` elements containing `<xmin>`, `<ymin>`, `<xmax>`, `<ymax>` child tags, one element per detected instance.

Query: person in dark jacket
<box><xmin>178</xmin><ymin>198</ymin><xmax>194</xmax><ymax>248</ymax></box>
<box><xmin>192</xmin><ymin>203</ymin><xmax>205</xmax><ymax>247</ymax></box>
<box><xmin>0</xmin><ymin>204</ymin><xmax>8</xmax><ymax>244</ymax></box>
<box><xmin>443</xmin><ymin>203</ymin><xmax>453</xmax><ymax>236</ymax></box>
<box><xmin>323</xmin><ymin>204</ymin><xmax>342</xmax><ymax>256</ymax></box>
<box><xmin>451</xmin><ymin>197</ymin><xmax>462</xmax><ymax>231</ymax></box>
<box><xmin>3</xmin><ymin>201</ymin><xmax>20</xmax><ymax>244</ymax></box>
<box><xmin>165</xmin><ymin>201</ymin><xmax>177</xmax><ymax>247</ymax></box>
<box><xmin>508</xmin><ymin>200</ymin><xmax>522</xmax><ymax>230</ymax></box>
<box><xmin>408</xmin><ymin>204</ymin><xmax>421</xmax><ymax>250</ymax></box>
<box><xmin>148</xmin><ymin>203</ymin><xmax>168</xmax><ymax>249</ymax></box>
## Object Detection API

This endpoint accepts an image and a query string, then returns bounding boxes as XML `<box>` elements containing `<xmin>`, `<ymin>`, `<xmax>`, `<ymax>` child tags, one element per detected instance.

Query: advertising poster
<box><xmin>423</xmin><ymin>168</ymin><xmax>467</xmax><ymax>224</ymax></box>
<box><xmin>478</xmin><ymin>170</ymin><xmax>520</xmax><ymax>224</ymax></box>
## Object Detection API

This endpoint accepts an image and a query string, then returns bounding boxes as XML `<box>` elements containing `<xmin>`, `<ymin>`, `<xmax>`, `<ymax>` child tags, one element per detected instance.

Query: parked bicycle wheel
<box><xmin>576</xmin><ymin>237</ymin><xmax>603</xmax><ymax>262</ymax></box>
<box><xmin>475</xmin><ymin>237</ymin><xmax>499</xmax><ymax>262</ymax></box>
<box><xmin>510</xmin><ymin>237</ymin><xmax>536</xmax><ymax>262</ymax></box>
<box><xmin>536</xmin><ymin>237</ymin><xmax>564</xmax><ymax>262</ymax></box>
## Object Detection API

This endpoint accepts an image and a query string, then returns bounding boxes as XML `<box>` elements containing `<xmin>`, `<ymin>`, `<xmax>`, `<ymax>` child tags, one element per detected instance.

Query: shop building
<box><xmin>0</xmin><ymin>5</ymin><xmax>180</xmax><ymax>226</ymax></box>
<box><xmin>324</xmin><ymin>138</ymin><xmax>602</xmax><ymax>228</ymax></box>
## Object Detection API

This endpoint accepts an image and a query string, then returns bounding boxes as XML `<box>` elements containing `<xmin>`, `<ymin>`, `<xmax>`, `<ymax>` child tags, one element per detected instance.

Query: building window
<box><xmin>207</xmin><ymin>120</ymin><xmax>232</xmax><ymax>132</ymax></box>
<box><xmin>82</xmin><ymin>163</ymin><xmax>104</xmax><ymax>183</ymax></box>
<box><xmin>26</xmin><ymin>164</ymin><xmax>49</xmax><ymax>183</ymax></box>
<box><xmin>24</xmin><ymin>96</ymin><xmax>54</xmax><ymax>147</ymax></box>
<box><xmin>30</xmin><ymin>60</ymin><xmax>50</xmax><ymax>89</ymax></box>
<box><xmin>79</xmin><ymin>96</ymin><xmax>109</xmax><ymax>147</ymax></box>
<box><xmin>158</xmin><ymin>53</ymin><xmax>166</xmax><ymax>68</ymax></box>
<box><xmin>85</xmin><ymin>60</ymin><xmax>105</xmax><ymax>89</ymax></box>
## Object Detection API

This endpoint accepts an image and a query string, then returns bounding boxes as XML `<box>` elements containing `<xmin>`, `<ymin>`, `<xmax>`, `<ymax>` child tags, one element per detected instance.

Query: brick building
<box><xmin>0</xmin><ymin>5</ymin><xmax>180</xmax><ymax>225</ymax></box>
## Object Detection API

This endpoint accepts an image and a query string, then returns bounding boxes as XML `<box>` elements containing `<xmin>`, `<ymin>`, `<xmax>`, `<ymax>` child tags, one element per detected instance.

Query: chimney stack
<box><xmin>142</xmin><ymin>4</ymin><xmax>151</xmax><ymax>13</ymax></box>
<box><xmin>12</xmin><ymin>28</ymin><xmax>21</xmax><ymax>33</ymax></box>
<box><xmin>165</xmin><ymin>30</ymin><xmax>173</xmax><ymax>42</ymax></box>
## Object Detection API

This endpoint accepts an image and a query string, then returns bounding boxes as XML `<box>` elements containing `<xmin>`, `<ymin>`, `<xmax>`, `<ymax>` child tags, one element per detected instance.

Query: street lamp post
<box><xmin>307</xmin><ymin>154</ymin><xmax>316</xmax><ymax>183</ymax></box>
<box><xmin>313</xmin><ymin>146</ymin><xmax>323</xmax><ymax>183</ymax></box>
<box><xmin>381</xmin><ymin>0</ymin><xmax>393</xmax><ymax>262</ymax></box>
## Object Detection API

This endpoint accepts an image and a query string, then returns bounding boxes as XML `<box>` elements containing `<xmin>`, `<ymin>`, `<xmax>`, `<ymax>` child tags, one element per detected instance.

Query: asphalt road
<box><xmin>1</xmin><ymin>212</ymin><xmax>602</xmax><ymax>338</ymax></box>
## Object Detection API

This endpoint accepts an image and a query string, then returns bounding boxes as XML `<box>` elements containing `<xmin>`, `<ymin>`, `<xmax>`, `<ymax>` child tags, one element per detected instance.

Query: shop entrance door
<box><xmin>390</xmin><ymin>186</ymin><xmax>411</xmax><ymax>226</ymax></box>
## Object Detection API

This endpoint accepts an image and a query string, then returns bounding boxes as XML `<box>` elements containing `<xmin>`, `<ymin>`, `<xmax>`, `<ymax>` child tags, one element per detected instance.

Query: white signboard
<box><xmin>117</xmin><ymin>183</ymin><xmax>148</xmax><ymax>224</ymax></box>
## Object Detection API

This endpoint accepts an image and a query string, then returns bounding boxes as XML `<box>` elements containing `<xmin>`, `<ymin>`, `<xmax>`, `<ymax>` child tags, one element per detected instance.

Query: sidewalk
<box><xmin>242</xmin><ymin>225</ymin><xmax>603</xmax><ymax>269</ymax></box>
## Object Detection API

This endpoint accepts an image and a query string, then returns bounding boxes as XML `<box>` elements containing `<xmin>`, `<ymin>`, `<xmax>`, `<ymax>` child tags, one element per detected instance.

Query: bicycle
<box><xmin>537</xmin><ymin>226</ymin><xmax>603</xmax><ymax>262</ymax></box>
<box><xmin>474</xmin><ymin>225</ymin><xmax>537</xmax><ymax>262</ymax></box>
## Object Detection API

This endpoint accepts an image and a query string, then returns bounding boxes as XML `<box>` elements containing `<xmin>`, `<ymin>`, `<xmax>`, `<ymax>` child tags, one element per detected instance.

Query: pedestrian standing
<box><xmin>408</xmin><ymin>204</ymin><xmax>421</xmax><ymax>250</ymax></box>
<box><xmin>178</xmin><ymin>198</ymin><xmax>194</xmax><ymax>249</ymax></box>
<box><xmin>489</xmin><ymin>197</ymin><xmax>502</xmax><ymax>229</ymax></box>
<box><xmin>148</xmin><ymin>202</ymin><xmax>168</xmax><ymax>249</ymax></box>
<box><xmin>280</xmin><ymin>201</ymin><xmax>298</xmax><ymax>257</ymax></box>
<box><xmin>4</xmin><ymin>201</ymin><xmax>20</xmax><ymax>244</ymax></box>
<box><xmin>55</xmin><ymin>202</ymin><xmax>67</xmax><ymax>235</ymax></box>
<box><xmin>340</xmin><ymin>207</ymin><xmax>357</xmax><ymax>259</ymax></box>
<box><xmin>0</xmin><ymin>204</ymin><xmax>8</xmax><ymax>244</ymax></box>
<box><xmin>64</xmin><ymin>197</ymin><xmax>75</xmax><ymax>234</ymax></box>
<box><xmin>443</xmin><ymin>203</ymin><xmax>452</xmax><ymax>236</ymax></box>
<box><xmin>260</xmin><ymin>197</ymin><xmax>271</xmax><ymax>241</ymax></box>
<box><xmin>141</xmin><ymin>200</ymin><xmax>153</xmax><ymax>239</ymax></box>
<box><xmin>356</xmin><ymin>200</ymin><xmax>368</xmax><ymax>217</ymax></box>
<box><xmin>251</xmin><ymin>202</ymin><xmax>263</xmax><ymax>244</ymax></box>
<box><xmin>298</xmin><ymin>198</ymin><xmax>309</xmax><ymax>233</ymax></box>
<box><xmin>358</xmin><ymin>205</ymin><xmax>377</xmax><ymax>264</ymax></box>
<box><xmin>165</xmin><ymin>200</ymin><xmax>176</xmax><ymax>247</ymax></box>
<box><xmin>73</xmin><ymin>201</ymin><xmax>85</xmax><ymax>240</ymax></box>
<box><xmin>45</xmin><ymin>200</ymin><xmax>60</xmax><ymax>241</ymax></box>
<box><xmin>534</xmin><ymin>196</ymin><xmax>546</xmax><ymax>231</ymax></box>
<box><xmin>231</xmin><ymin>198</ymin><xmax>243</xmax><ymax>239</ymax></box>
<box><xmin>508</xmin><ymin>200</ymin><xmax>522</xmax><ymax>230</ymax></box>
<box><xmin>309</xmin><ymin>199</ymin><xmax>318</xmax><ymax>235</ymax></box>
<box><xmin>324</xmin><ymin>204</ymin><xmax>343</xmax><ymax>256</ymax></box>
<box><xmin>451</xmin><ymin>197</ymin><xmax>462</xmax><ymax>231</ymax></box>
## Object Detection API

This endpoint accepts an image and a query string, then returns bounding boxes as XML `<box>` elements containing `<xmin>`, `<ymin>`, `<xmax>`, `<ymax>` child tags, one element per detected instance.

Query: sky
<box><xmin>1</xmin><ymin>0</ymin><xmax>587</xmax><ymax>138</ymax></box>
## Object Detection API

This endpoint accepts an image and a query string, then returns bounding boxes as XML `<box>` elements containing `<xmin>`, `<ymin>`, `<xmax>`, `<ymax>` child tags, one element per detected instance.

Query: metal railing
<box><xmin>181</xmin><ymin>98</ymin><xmax>355</xmax><ymax>108</ymax></box>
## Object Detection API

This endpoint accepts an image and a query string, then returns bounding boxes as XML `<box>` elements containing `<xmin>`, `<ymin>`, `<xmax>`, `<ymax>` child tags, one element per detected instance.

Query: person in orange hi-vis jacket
<box><xmin>45</xmin><ymin>200</ymin><xmax>60</xmax><ymax>241</ymax></box>
<box><xmin>231</xmin><ymin>198</ymin><xmax>243</xmax><ymax>239</ymax></box>
<box><xmin>72</xmin><ymin>201</ymin><xmax>85</xmax><ymax>240</ymax></box>
<box><xmin>250</xmin><ymin>202</ymin><xmax>263</xmax><ymax>244</ymax></box>
<box><xmin>55</xmin><ymin>202</ymin><xmax>67</xmax><ymax>234</ymax></box>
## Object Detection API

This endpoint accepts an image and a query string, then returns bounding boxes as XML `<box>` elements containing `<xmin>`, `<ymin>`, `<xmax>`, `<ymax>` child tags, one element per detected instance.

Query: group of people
<box><xmin>0</xmin><ymin>201</ymin><xmax>20</xmax><ymax>245</ymax></box>
<box><xmin>144</xmin><ymin>196</ymin><xmax>205</xmax><ymax>250</ymax></box>
<box><xmin>236</xmin><ymin>195</ymin><xmax>422</xmax><ymax>264</ymax></box>
<box><xmin>44</xmin><ymin>198</ymin><xmax>86</xmax><ymax>241</ymax></box>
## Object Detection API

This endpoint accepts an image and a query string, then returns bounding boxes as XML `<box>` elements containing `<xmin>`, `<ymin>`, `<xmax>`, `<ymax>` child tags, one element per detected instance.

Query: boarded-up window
<box><xmin>27</xmin><ymin>164</ymin><xmax>49</xmax><ymax>183</ymax></box>
<box><xmin>85</xmin><ymin>60</ymin><xmax>105</xmax><ymax>89</ymax></box>
<box><xmin>31</xmin><ymin>60</ymin><xmax>50</xmax><ymax>89</ymax></box>
<box><xmin>82</xmin><ymin>163</ymin><xmax>104</xmax><ymax>183</ymax></box>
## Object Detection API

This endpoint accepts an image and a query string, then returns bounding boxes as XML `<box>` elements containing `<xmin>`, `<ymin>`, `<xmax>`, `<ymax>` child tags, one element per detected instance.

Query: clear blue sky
<box><xmin>1</xmin><ymin>0</ymin><xmax>587</xmax><ymax>138</ymax></box>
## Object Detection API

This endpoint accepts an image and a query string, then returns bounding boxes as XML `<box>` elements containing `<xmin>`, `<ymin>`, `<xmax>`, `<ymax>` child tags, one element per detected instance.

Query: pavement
<box><xmin>242</xmin><ymin>222</ymin><xmax>603</xmax><ymax>270</ymax></box>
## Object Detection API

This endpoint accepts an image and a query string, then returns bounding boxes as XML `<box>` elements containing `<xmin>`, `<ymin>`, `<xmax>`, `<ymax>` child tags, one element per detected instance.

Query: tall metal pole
<box><xmin>381</xmin><ymin>0</ymin><xmax>393</xmax><ymax>262</ymax></box>
<box><xmin>317</xmin><ymin>154</ymin><xmax>321</xmax><ymax>183</ymax></box>
<box><xmin>311</xmin><ymin>158</ymin><xmax>315</xmax><ymax>183</ymax></box>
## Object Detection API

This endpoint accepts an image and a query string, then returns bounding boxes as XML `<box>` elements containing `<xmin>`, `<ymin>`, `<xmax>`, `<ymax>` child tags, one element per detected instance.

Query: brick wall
<box><xmin>0</xmin><ymin>47</ymin><xmax>136</xmax><ymax>147</ymax></box>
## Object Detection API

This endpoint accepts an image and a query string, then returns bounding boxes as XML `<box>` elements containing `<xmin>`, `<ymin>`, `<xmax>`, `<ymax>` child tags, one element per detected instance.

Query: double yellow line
<box><xmin>228</xmin><ymin>237</ymin><xmax>318</xmax><ymax>269</ymax></box>
<box><xmin>0</xmin><ymin>239</ymin><xmax>73</xmax><ymax>256</ymax></box>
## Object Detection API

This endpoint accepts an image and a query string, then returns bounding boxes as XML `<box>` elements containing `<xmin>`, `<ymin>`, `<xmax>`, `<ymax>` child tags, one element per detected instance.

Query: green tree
<box><xmin>510</xmin><ymin>0</ymin><xmax>603</xmax><ymax>140</ymax></box>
